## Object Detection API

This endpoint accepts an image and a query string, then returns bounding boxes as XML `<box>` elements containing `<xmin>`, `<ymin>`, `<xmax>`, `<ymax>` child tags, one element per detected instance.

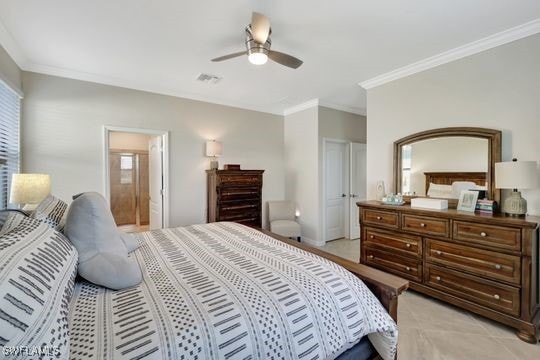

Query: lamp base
<box><xmin>209</xmin><ymin>159</ymin><xmax>219</xmax><ymax>170</ymax></box>
<box><xmin>503</xmin><ymin>190</ymin><xmax>527</xmax><ymax>217</ymax></box>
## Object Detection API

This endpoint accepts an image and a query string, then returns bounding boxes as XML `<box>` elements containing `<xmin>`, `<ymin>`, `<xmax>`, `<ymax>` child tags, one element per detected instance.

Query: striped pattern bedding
<box><xmin>68</xmin><ymin>222</ymin><xmax>397</xmax><ymax>360</ymax></box>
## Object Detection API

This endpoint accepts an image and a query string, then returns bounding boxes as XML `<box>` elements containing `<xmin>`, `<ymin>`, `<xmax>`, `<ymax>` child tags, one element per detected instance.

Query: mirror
<box><xmin>394</xmin><ymin>127</ymin><xmax>501</xmax><ymax>206</ymax></box>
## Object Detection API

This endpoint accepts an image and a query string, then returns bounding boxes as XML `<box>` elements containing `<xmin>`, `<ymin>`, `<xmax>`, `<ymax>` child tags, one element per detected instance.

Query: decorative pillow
<box><xmin>30</xmin><ymin>194</ymin><xmax>68</xmax><ymax>231</ymax></box>
<box><xmin>64</xmin><ymin>192</ymin><xmax>142</xmax><ymax>290</ymax></box>
<box><xmin>427</xmin><ymin>183</ymin><xmax>453</xmax><ymax>198</ymax></box>
<box><xmin>120</xmin><ymin>232</ymin><xmax>140</xmax><ymax>253</ymax></box>
<box><xmin>0</xmin><ymin>214</ymin><xmax>78</xmax><ymax>359</ymax></box>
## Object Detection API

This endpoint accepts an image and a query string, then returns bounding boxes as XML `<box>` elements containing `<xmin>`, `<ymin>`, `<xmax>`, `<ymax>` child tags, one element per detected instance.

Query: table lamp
<box><xmin>495</xmin><ymin>159</ymin><xmax>537</xmax><ymax>216</ymax></box>
<box><xmin>206</xmin><ymin>140</ymin><xmax>223</xmax><ymax>170</ymax></box>
<box><xmin>9</xmin><ymin>173</ymin><xmax>51</xmax><ymax>211</ymax></box>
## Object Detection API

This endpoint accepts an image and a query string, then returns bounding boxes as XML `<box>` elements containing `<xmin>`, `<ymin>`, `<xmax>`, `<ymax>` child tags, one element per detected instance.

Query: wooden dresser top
<box><xmin>357</xmin><ymin>200</ymin><xmax>540</xmax><ymax>229</ymax></box>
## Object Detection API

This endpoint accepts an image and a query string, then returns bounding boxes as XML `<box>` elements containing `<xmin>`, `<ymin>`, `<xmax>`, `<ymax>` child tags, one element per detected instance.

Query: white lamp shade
<box><xmin>206</xmin><ymin>140</ymin><xmax>223</xmax><ymax>157</ymax></box>
<box><xmin>495</xmin><ymin>161</ymin><xmax>538</xmax><ymax>189</ymax></box>
<box><xmin>9</xmin><ymin>173</ymin><xmax>51</xmax><ymax>205</ymax></box>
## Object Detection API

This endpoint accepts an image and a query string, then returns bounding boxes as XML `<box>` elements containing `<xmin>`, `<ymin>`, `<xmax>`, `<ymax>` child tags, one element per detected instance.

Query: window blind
<box><xmin>0</xmin><ymin>81</ymin><xmax>21</xmax><ymax>209</ymax></box>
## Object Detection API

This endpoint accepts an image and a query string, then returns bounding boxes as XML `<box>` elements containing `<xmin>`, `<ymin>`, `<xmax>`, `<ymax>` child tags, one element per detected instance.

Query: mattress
<box><xmin>68</xmin><ymin>222</ymin><xmax>397</xmax><ymax>360</ymax></box>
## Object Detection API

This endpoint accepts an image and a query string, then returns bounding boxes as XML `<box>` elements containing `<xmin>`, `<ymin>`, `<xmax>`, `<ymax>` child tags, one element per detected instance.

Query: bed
<box><xmin>68</xmin><ymin>222</ymin><xmax>405</xmax><ymax>360</ymax></box>
<box><xmin>424</xmin><ymin>171</ymin><xmax>487</xmax><ymax>196</ymax></box>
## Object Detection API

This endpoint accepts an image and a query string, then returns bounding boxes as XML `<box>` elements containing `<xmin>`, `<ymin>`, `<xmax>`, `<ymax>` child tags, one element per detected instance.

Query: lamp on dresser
<box><xmin>495</xmin><ymin>158</ymin><xmax>537</xmax><ymax>217</ymax></box>
<box><xmin>9</xmin><ymin>173</ymin><xmax>51</xmax><ymax>211</ymax></box>
<box><xmin>205</xmin><ymin>140</ymin><xmax>223</xmax><ymax>170</ymax></box>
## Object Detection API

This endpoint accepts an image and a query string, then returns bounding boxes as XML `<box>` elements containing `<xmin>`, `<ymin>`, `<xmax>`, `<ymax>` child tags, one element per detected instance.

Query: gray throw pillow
<box><xmin>120</xmin><ymin>232</ymin><xmax>140</xmax><ymax>252</ymax></box>
<box><xmin>64</xmin><ymin>192</ymin><xmax>142</xmax><ymax>290</ymax></box>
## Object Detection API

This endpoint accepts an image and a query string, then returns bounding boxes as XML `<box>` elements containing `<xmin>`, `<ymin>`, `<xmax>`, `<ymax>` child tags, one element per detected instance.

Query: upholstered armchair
<box><xmin>268</xmin><ymin>201</ymin><xmax>301</xmax><ymax>242</ymax></box>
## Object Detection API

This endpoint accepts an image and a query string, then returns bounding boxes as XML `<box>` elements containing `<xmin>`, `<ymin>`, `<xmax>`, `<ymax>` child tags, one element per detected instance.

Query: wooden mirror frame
<box><xmin>393</xmin><ymin>127</ymin><xmax>502</xmax><ymax>208</ymax></box>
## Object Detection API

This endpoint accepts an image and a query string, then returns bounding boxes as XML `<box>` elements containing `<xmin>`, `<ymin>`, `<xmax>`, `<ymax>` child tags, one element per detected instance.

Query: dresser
<box><xmin>357</xmin><ymin>200</ymin><xmax>540</xmax><ymax>342</ymax></box>
<box><xmin>207</xmin><ymin>170</ymin><xmax>264</xmax><ymax>227</ymax></box>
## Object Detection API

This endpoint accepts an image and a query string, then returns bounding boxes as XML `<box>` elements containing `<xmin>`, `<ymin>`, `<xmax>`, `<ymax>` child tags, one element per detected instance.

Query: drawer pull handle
<box><xmin>376</xmin><ymin>216</ymin><xmax>382</xmax><ymax>220</ymax></box>
<box><xmin>370</xmin><ymin>235</ymin><xmax>375</xmax><ymax>239</ymax></box>
<box><xmin>405</xmin><ymin>266</ymin><xmax>411</xmax><ymax>271</ymax></box>
<box><xmin>368</xmin><ymin>255</ymin><xmax>374</xmax><ymax>259</ymax></box>
<box><xmin>493</xmin><ymin>294</ymin><xmax>500</xmax><ymax>300</ymax></box>
<box><xmin>420</xmin><ymin>223</ymin><xmax>426</xmax><ymax>227</ymax></box>
<box><xmin>436</xmin><ymin>276</ymin><xmax>441</xmax><ymax>281</ymax></box>
<box><xmin>406</xmin><ymin>243</ymin><xmax>411</xmax><ymax>248</ymax></box>
<box><xmin>436</xmin><ymin>250</ymin><xmax>442</xmax><ymax>255</ymax></box>
<box><xmin>495</xmin><ymin>264</ymin><xmax>502</xmax><ymax>270</ymax></box>
<box><xmin>480</xmin><ymin>232</ymin><xmax>487</xmax><ymax>237</ymax></box>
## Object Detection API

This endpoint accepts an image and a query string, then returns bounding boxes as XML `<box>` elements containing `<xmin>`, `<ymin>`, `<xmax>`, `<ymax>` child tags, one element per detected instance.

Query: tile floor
<box><xmin>316</xmin><ymin>238</ymin><xmax>540</xmax><ymax>359</ymax></box>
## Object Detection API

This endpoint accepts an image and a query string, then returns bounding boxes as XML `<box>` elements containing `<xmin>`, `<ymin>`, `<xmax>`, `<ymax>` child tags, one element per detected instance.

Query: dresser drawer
<box><xmin>218</xmin><ymin>187</ymin><xmax>260</xmax><ymax>202</ymax></box>
<box><xmin>425</xmin><ymin>264</ymin><xmax>520</xmax><ymax>316</ymax></box>
<box><xmin>362</xmin><ymin>209</ymin><xmax>399</xmax><ymax>229</ymax></box>
<box><xmin>426</xmin><ymin>239</ymin><xmax>521</xmax><ymax>285</ymax></box>
<box><xmin>219</xmin><ymin>175</ymin><xmax>261</xmax><ymax>186</ymax></box>
<box><xmin>365</xmin><ymin>227</ymin><xmax>422</xmax><ymax>258</ymax></box>
<box><xmin>402</xmin><ymin>214</ymin><xmax>450</xmax><ymax>237</ymax></box>
<box><xmin>365</xmin><ymin>247</ymin><xmax>422</xmax><ymax>282</ymax></box>
<box><xmin>453</xmin><ymin>221</ymin><xmax>521</xmax><ymax>252</ymax></box>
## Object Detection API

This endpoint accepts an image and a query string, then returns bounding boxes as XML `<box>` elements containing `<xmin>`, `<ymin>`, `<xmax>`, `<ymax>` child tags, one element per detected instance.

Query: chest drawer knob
<box><xmin>370</xmin><ymin>235</ymin><xmax>375</xmax><ymax>239</ymax></box>
<box><xmin>420</xmin><ymin>223</ymin><xmax>426</xmax><ymax>227</ymax></box>
<box><xmin>495</xmin><ymin>264</ymin><xmax>502</xmax><ymax>270</ymax></box>
<box><xmin>493</xmin><ymin>294</ymin><xmax>500</xmax><ymax>300</ymax></box>
<box><xmin>406</xmin><ymin>243</ymin><xmax>411</xmax><ymax>248</ymax></box>
<box><xmin>405</xmin><ymin>266</ymin><xmax>411</xmax><ymax>271</ymax></box>
<box><xmin>436</xmin><ymin>276</ymin><xmax>441</xmax><ymax>281</ymax></box>
<box><xmin>436</xmin><ymin>250</ymin><xmax>442</xmax><ymax>255</ymax></box>
<box><xmin>480</xmin><ymin>232</ymin><xmax>487</xmax><ymax>237</ymax></box>
<box><xmin>368</xmin><ymin>255</ymin><xmax>374</xmax><ymax>259</ymax></box>
<box><xmin>376</xmin><ymin>216</ymin><xmax>382</xmax><ymax>220</ymax></box>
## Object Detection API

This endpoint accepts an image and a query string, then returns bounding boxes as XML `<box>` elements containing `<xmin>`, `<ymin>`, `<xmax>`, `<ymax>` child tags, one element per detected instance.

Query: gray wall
<box><xmin>22</xmin><ymin>72</ymin><xmax>285</xmax><ymax>227</ymax></box>
<box><xmin>367</xmin><ymin>34</ymin><xmax>540</xmax><ymax>215</ymax></box>
<box><xmin>0</xmin><ymin>43</ymin><xmax>21</xmax><ymax>92</ymax></box>
<box><xmin>318</xmin><ymin>106</ymin><xmax>366</xmax><ymax>143</ymax></box>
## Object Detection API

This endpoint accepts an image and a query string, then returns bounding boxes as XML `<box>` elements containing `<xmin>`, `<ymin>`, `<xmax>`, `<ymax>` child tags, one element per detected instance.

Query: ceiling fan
<box><xmin>211</xmin><ymin>12</ymin><xmax>303</xmax><ymax>69</ymax></box>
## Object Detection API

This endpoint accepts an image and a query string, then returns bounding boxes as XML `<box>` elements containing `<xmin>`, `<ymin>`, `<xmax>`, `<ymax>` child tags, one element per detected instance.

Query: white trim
<box><xmin>283</xmin><ymin>98</ymin><xmax>319</xmax><ymax>116</ymax></box>
<box><xmin>300</xmin><ymin>237</ymin><xmax>325</xmax><ymax>247</ymax></box>
<box><xmin>321</xmin><ymin>138</ymin><xmax>350</xmax><ymax>244</ymax></box>
<box><xmin>359</xmin><ymin>18</ymin><xmax>540</xmax><ymax>89</ymax></box>
<box><xmin>0</xmin><ymin>20</ymin><xmax>29</xmax><ymax>69</ymax></box>
<box><xmin>318</xmin><ymin>101</ymin><xmax>366</xmax><ymax>116</ymax></box>
<box><xmin>103</xmin><ymin>125</ymin><xmax>170</xmax><ymax>228</ymax></box>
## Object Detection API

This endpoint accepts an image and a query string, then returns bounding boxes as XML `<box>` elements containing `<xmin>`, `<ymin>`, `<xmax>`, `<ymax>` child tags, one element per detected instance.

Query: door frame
<box><xmin>321</xmin><ymin>138</ymin><xmax>350</xmax><ymax>243</ymax></box>
<box><xmin>103</xmin><ymin>125</ymin><xmax>170</xmax><ymax>228</ymax></box>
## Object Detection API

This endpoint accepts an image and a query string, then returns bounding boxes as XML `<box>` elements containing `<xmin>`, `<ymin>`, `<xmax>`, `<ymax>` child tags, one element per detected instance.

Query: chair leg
<box><xmin>297</xmin><ymin>236</ymin><xmax>301</xmax><ymax>242</ymax></box>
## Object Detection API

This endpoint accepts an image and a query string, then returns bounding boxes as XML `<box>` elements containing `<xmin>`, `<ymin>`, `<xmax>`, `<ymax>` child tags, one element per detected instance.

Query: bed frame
<box><xmin>424</xmin><ymin>171</ymin><xmax>487</xmax><ymax>195</ymax></box>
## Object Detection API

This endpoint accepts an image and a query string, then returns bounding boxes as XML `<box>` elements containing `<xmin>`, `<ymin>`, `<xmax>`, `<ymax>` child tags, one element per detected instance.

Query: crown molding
<box><xmin>318</xmin><ymin>100</ymin><xmax>366</xmax><ymax>116</ymax></box>
<box><xmin>23</xmin><ymin>62</ymin><xmax>286</xmax><ymax>115</ymax></box>
<box><xmin>0</xmin><ymin>20</ymin><xmax>29</xmax><ymax>68</ymax></box>
<box><xmin>359</xmin><ymin>18</ymin><xmax>540</xmax><ymax>89</ymax></box>
<box><xmin>282</xmin><ymin>99</ymin><xmax>319</xmax><ymax>116</ymax></box>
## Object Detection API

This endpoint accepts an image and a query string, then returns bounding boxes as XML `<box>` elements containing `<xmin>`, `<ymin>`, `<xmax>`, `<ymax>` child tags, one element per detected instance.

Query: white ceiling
<box><xmin>1</xmin><ymin>1</ymin><xmax>539</xmax><ymax>115</ymax></box>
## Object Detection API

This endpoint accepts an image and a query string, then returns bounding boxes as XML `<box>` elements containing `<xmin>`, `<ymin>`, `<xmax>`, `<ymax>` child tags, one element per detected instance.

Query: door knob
<box><xmin>342</xmin><ymin>194</ymin><xmax>347</xmax><ymax>198</ymax></box>
<box><xmin>350</xmin><ymin>194</ymin><xmax>358</xmax><ymax>198</ymax></box>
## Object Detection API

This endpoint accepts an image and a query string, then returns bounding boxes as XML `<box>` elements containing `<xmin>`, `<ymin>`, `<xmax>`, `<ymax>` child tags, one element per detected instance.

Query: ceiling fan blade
<box><xmin>268</xmin><ymin>50</ymin><xmax>303</xmax><ymax>69</ymax></box>
<box><xmin>251</xmin><ymin>12</ymin><xmax>270</xmax><ymax>44</ymax></box>
<box><xmin>211</xmin><ymin>51</ymin><xmax>247</xmax><ymax>62</ymax></box>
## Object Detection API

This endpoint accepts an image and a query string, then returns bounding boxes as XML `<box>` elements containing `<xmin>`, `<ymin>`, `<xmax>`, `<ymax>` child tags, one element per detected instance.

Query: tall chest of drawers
<box><xmin>358</xmin><ymin>200</ymin><xmax>540</xmax><ymax>342</ymax></box>
<box><xmin>207</xmin><ymin>170</ymin><xmax>264</xmax><ymax>227</ymax></box>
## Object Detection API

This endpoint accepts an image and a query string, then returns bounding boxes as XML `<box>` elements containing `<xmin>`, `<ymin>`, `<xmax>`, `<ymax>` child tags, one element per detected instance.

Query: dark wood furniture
<box><xmin>424</xmin><ymin>171</ymin><xmax>487</xmax><ymax>195</ymax></box>
<box><xmin>394</xmin><ymin>127</ymin><xmax>501</xmax><ymax>208</ymax></box>
<box><xmin>358</xmin><ymin>200</ymin><xmax>540</xmax><ymax>343</ymax></box>
<box><xmin>207</xmin><ymin>169</ymin><xmax>264</xmax><ymax>227</ymax></box>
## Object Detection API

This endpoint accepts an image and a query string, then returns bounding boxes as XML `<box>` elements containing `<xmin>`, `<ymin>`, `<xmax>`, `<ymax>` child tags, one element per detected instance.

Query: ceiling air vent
<box><xmin>196</xmin><ymin>73</ymin><xmax>222</xmax><ymax>84</ymax></box>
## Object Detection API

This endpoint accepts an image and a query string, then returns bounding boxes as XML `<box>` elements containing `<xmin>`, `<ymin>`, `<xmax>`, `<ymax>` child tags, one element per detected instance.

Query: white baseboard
<box><xmin>301</xmin><ymin>237</ymin><xmax>326</xmax><ymax>247</ymax></box>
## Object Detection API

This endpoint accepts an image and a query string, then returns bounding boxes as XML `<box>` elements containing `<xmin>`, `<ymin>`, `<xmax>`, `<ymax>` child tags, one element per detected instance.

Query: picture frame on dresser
<box><xmin>457</xmin><ymin>190</ymin><xmax>479</xmax><ymax>212</ymax></box>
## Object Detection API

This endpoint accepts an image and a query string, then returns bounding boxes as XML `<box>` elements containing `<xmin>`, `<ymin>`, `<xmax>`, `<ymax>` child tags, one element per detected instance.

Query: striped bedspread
<box><xmin>68</xmin><ymin>222</ymin><xmax>397</xmax><ymax>360</ymax></box>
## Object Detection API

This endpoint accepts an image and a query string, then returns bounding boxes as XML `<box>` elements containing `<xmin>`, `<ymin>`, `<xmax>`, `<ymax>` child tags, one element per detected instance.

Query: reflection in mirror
<box><xmin>400</xmin><ymin>137</ymin><xmax>489</xmax><ymax>199</ymax></box>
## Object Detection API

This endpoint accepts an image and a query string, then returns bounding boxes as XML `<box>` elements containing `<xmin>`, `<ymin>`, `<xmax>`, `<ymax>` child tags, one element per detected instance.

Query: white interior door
<box><xmin>325</xmin><ymin>141</ymin><xmax>349</xmax><ymax>241</ymax></box>
<box><xmin>349</xmin><ymin>143</ymin><xmax>367</xmax><ymax>239</ymax></box>
<box><xmin>149</xmin><ymin>136</ymin><xmax>163</xmax><ymax>229</ymax></box>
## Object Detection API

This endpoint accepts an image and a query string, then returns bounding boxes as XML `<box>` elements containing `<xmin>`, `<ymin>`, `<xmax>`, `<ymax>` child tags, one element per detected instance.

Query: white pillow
<box><xmin>64</xmin><ymin>192</ymin><xmax>142</xmax><ymax>290</ymax></box>
<box><xmin>0</xmin><ymin>214</ymin><xmax>78</xmax><ymax>359</ymax></box>
<box><xmin>30</xmin><ymin>194</ymin><xmax>68</xmax><ymax>231</ymax></box>
<box><xmin>451</xmin><ymin>181</ymin><xmax>478</xmax><ymax>199</ymax></box>
<box><xmin>427</xmin><ymin>183</ymin><xmax>453</xmax><ymax>198</ymax></box>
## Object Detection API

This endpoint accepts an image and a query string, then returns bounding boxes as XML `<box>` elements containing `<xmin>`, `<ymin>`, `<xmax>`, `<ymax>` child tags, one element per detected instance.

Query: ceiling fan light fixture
<box><xmin>248</xmin><ymin>52</ymin><xmax>268</xmax><ymax>65</ymax></box>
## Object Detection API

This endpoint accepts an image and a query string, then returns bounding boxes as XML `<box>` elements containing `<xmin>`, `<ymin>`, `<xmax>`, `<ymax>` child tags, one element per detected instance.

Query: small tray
<box><xmin>381</xmin><ymin>200</ymin><xmax>405</xmax><ymax>206</ymax></box>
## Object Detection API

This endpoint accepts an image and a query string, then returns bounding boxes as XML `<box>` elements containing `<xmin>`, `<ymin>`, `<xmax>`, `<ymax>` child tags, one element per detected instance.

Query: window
<box><xmin>120</xmin><ymin>155</ymin><xmax>134</xmax><ymax>184</ymax></box>
<box><xmin>401</xmin><ymin>145</ymin><xmax>412</xmax><ymax>194</ymax></box>
<box><xmin>0</xmin><ymin>81</ymin><xmax>21</xmax><ymax>208</ymax></box>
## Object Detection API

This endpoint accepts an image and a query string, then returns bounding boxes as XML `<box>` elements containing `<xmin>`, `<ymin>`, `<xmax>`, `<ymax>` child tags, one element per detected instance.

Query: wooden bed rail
<box><xmin>259</xmin><ymin>229</ymin><xmax>409</xmax><ymax>321</ymax></box>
